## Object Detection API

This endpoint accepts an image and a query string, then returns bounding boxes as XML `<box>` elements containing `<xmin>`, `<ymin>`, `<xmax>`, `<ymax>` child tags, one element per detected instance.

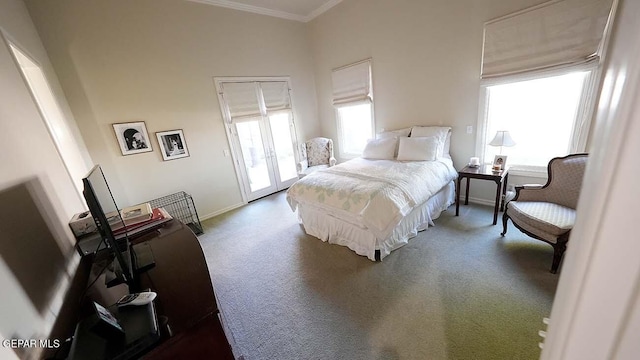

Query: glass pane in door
<box><xmin>269</xmin><ymin>113</ymin><xmax>298</xmax><ymax>182</ymax></box>
<box><xmin>235</xmin><ymin>120</ymin><xmax>272</xmax><ymax>192</ymax></box>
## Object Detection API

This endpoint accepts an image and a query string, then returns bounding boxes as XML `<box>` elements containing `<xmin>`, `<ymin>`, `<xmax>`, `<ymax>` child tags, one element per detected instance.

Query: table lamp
<box><xmin>489</xmin><ymin>130</ymin><xmax>515</xmax><ymax>171</ymax></box>
<box><xmin>489</xmin><ymin>130</ymin><xmax>516</xmax><ymax>155</ymax></box>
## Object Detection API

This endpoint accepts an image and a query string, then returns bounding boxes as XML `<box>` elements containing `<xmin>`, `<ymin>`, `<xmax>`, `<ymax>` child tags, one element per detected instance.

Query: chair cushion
<box><xmin>507</xmin><ymin>201</ymin><xmax>575</xmax><ymax>243</ymax></box>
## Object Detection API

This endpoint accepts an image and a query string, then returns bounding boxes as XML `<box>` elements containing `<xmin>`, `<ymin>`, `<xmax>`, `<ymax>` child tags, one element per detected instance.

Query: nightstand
<box><xmin>456</xmin><ymin>165</ymin><xmax>509</xmax><ymax>225</ymax></box>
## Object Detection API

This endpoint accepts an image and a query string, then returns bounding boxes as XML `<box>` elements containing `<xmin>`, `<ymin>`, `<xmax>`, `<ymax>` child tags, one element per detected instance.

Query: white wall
<box><xmin>0</xmin><ymin>0</ymin><xmax>89</xmax><ymax>357</ymax></box>
<box><xmin>23</xmin><ymin>0</ymin><xmax>562</xmax><ymax>210</ymax></box>
<box><xmin>308</xmin><ymin>0</ymin><xmax>551</xmax><ymax>201</ymax></box>
<box><xmin>23</xmin><ymin>0</ymin><xmax>320</xmax><ymax>218</ymax></box>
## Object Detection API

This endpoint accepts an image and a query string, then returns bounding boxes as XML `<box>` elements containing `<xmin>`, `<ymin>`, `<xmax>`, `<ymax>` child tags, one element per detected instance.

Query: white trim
<box><xmin>459</xmin><ymin>196</ymin><xmax>498</xmax><ymax>208</ymax></box>
<box><xmin>214</xmin><ymin>76</ymin><xmax>292</xmax><ymax>83</ymax></box>
<box><xmin>541</xmin><ymin>0</ymin><xmax>640</xmax><ymax>358</ymax></box>
<box><xmin>306</xmin><ymin>0</ymin><xmax>344</xmax><ymax>21</ymax></box>
<box><xmin>186</xmin><ymin>0</ymin><xmax>343</xmax><ymax>23</ymax></box>
<box><xmin>475</xmin><ymin>86</ymin><xmax>490</xmax><ymax>164</ymax></box>
<box><xmin>476</xmin><ymin>68</ymin><xmax>597</xmax><ymax>169</ymax></box>
<box><xmin>506</xmin><ymin>167</ymin><xmax>549</xmax><ymax>178</ymax></box>
<box><xmin>485</xmin><ymin>0</ymin><xmax>564</xmax><ymax>25</ymax></box>
<box><xmin>187</xmin><ymin>0</ymin><xmax>306</xmax><ymax>22</ymax></box>
<box><xmin>331</xmin><ymin>57</ymin><xmax>372</xmax><ymax>72</ymax></box>
<box><xmin>1</xmin><ymin>32</ymin><xmax>88</xmax><ymax>203</ymax></box>
<box><xmin>199</xmin><ymin>202</ymin><xmax>245</xmax><ymax>221</ymax></box>
<box><xmin>214</xmin><ymin>76</ymin><xmax>298</xmax><ymax>202</ymax></box>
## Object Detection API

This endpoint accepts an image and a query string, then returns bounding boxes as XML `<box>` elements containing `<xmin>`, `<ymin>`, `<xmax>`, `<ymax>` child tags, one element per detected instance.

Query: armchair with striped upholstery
<box><xmin>501</xmin><ymin>153</ymin><xmax>588</xmax><ymax>273</ymax></box>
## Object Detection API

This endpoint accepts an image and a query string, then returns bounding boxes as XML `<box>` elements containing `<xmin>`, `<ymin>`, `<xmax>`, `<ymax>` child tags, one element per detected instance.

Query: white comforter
<box><xmin>286</xmin><ymin>157</ymin><xmax>458</xmax><ymax>240</ymax></box>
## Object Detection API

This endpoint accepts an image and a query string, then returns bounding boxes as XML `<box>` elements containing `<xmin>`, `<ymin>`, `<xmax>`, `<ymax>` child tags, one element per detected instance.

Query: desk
<box><xmin>132</xmin><ymin>220</ymin><xmax>217</xmax><ymax>335</ymax></box>
<box><xmin>49</xmin><ymin>220</ymin><xmax>233</xmax><ymax>359</ymax></box>
<box><xmin>456</xmin><ymin>165</ymin><xmax>509</xmax><ymax>225</ymax></box>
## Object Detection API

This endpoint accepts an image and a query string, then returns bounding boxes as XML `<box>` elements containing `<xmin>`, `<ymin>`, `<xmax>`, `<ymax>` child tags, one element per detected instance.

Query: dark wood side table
<box><xmin>456</xmin><ymin>165</ymin><xmax>509</xmax><ymax>225</ymax></box>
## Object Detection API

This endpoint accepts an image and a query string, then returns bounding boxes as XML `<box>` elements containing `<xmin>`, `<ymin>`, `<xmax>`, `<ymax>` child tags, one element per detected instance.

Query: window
<box><xmin>336</xmin><ymin>103</ymin><xmax>373</xmax><ymax>157</ymax></box>
<box><xmin>332</xmin><ymin>59</ymin><xmax>374</xmax><ymax>158</ymax></box>
<box><xmin>479</xmin><ymin>70</ymin><xmax>593</xmax><ymax>174</ymax></box>
<box><xmin>478</xmin><ymin>0</ymin><xmax>614</xmax><ymax>175</ymax></box>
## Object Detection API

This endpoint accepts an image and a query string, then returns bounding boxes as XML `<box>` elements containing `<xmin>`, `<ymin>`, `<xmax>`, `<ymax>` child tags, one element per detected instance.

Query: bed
<box><xmin>286</xmin><ymin>126</ymin><xmax>458</xmax><ymax>260</ymax></box>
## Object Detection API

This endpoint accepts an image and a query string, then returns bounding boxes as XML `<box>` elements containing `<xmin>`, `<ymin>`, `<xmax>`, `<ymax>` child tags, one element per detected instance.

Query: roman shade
<box><xmin>220</xmin><ymin>81</ymin><xmax>292</xmax><ymax>123</ymax></box>
<box><xmin>261</xmin><ymin>81</ymin><xmax>291</xmax><ymax>113</ymax></box>
<box><xmin>481</xmin><ymin>0</ymin><xmax>615</xmax><ymax>79</ymax></box>
<box><xmin>220</xmin><ymin>82</ymin><xmax>260</xmax><ymax>122</ymax></box>
<box><xmin>331</xmin><ymin>59</ymin><xmax>372</xmax><ymax>106</ymax></box>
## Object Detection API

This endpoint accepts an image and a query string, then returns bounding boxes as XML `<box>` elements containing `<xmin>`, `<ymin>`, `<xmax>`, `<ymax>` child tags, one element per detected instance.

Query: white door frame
<box><xmin>541</xmin><ymin>0</ymin><xmax>640</xmax><ymax>358</ymax></box>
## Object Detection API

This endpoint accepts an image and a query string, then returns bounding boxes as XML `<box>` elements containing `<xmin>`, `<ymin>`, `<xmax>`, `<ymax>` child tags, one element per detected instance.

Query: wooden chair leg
<box><xmin>551</xmin><ymin>241</ymin><xmax>567</xmax><ymax>274</ymax></box>
<box><xmin>500</xmin><ymin>211</ymin><xmax>509</xmax><ymax>237</ymax></box>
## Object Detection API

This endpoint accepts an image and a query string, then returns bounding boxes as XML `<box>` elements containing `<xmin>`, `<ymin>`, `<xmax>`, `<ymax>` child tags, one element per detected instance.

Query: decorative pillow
<box><xmin>306</xmin><ymin>138</ymin><xmax>330</xmax><ymax>166</ymax></box>
<box><xmin>377</xmin><ymin>128</ymin><xmax>411</xmax><ymax>157</ymax></box>
<box><xmin>397</xmin><ymin>136</ymin><xmax>438</xmax><ymax>161</ymax></box>
<box><xmin>410</xmin><ymin>126</ymin><xmax>451</xmax><ymax>158</ymax></box>
<box><xmin>362</xmin><ymin>137</ymin><xmax>397</xmax><ymax>160</ymax></box>
<box><xmin>376</xmin><ymin>127</ymin><xmax>412</xmax><ymax>139</ymax></box>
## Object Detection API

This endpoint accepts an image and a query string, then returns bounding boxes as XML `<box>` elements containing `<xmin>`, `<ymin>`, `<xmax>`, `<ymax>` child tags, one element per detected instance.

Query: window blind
<box><xmin>331</xmin><ymin>59</ymin><xmax>372</xmax><ymax>106</ymax></box>
<box><xmin>481</xmin><ymin>0</ymin><xmax>614</xmax><ymax>79</ymax></box>
<box><xmin>261</xmin><ymin>81</ymin><xmax>291</xmax><ymax>112</ymax></box>
<box><xmin>220</xmin><ymin>82</ymin><xmax>261</xmax><ymax>122</ymax></box>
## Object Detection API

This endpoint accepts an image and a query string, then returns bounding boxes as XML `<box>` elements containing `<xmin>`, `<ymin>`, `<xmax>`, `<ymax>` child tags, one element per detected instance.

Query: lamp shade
<box><xmin>489</xmin><ymin>131</ymin><xmax>516</xmax><ymax>147</ymax></box>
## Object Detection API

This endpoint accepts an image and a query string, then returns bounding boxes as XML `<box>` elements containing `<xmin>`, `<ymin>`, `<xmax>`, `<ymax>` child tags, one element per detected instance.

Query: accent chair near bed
<box><xmin>501</xmin><ymin>153</ymin><xmax>588</xmax><ymax>273</ymax></box>
<box><xmin>297</xmin><ymin>137</ymin><xmax>336</xmax><ymax>178</ymax></box>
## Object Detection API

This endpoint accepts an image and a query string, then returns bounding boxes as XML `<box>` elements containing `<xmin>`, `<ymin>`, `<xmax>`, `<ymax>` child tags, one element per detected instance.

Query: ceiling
<box><xmin>187</xmin><ymin>0</ymin><xmax>343</xmax><ymax>22</ymax></box>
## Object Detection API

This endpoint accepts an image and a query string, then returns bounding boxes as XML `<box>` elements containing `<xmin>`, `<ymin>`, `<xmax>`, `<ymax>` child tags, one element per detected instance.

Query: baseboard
<box><xmin>458</xmin><ymin>194</ymin><xmax>496</xmax><ymax>207</ymax></box>
<box><xmin>200</xmin><ymin>202</ymin><xmax>245</xmax><ymax>221</ymax></box>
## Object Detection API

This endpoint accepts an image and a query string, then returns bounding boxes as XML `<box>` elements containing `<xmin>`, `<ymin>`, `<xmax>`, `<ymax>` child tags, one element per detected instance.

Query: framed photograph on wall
<box><xmin>112</xmin><ymin>121</ymin><xmax>153</xmax><ymax>156</ymax></box>
<box><xmin>156</xmin><ymin>129</ymin><xmax>190</xmax><ymax>161</ymax></box>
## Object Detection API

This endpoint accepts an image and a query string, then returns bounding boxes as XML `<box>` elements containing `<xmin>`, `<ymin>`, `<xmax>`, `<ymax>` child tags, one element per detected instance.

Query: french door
<box><xmin>216</xmin><ymin>78</ymin><xmax>298</xmax><ymax>201</ymax></box>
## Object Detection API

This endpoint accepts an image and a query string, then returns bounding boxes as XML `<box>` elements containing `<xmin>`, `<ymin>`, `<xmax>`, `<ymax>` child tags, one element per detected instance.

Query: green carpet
<box><xmin>199</xmin><ymin>191</ymin><xmax>559</xmax><ymax>360</ymax></box>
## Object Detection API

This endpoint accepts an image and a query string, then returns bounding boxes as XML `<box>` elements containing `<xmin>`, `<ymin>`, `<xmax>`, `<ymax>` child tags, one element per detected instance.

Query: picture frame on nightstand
<box><xmin>493</xmin><ymin>155</ymin><xmax>507</xmax><ymax>170</ymax></box>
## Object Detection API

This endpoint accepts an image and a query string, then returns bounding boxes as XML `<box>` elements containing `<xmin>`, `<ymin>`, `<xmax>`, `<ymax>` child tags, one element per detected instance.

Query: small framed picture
<box><xmin>156</xmin><ymin>129</ymin><xmax>190</xmax><ymax>161</ymax></box>
<box><xmin>493</xmin><ymin>155</ymin><xmax>507</xmax><ymax>170</ymax></box>
<box><xmin>112</xmin><ymin>121</ymin><xmax>153</xmax><ymax>156</ymax></box>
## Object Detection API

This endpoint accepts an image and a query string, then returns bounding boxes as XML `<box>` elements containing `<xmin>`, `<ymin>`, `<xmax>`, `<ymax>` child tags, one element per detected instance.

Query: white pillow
<box><xmin>397</xmin><ymin>136</ymin><xmax>438</xmax><ymax>161</ymax></box>
<box><xmin>376</xmin><ymin>128</ymin><xmax>410</xmax><ymax>157</ymax></box>
<box><xmin>443</xmin><ymin>131</ymin><xmax>452</xmax><ymax>158</ymax></box>
<box><xmin>376</xmin><ymin>127</ymin><xmax>412</xmax><ymax>139</ymax></box>
<box><xmin>362</xmin><ymin>137</ymin><xmax>397</xmax><ymax>160</ymax></box>
<box><xmin>410</xmin><ymin>126</ymin><xmax>451</xmax><ymax>157</ymax></box>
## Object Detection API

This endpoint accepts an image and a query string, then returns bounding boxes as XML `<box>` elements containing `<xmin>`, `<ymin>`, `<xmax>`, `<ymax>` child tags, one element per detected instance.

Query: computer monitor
<box><xmin>82</xmin><ymin>165</ymin><xmax>134</xmax><ymax>288</ymax></box>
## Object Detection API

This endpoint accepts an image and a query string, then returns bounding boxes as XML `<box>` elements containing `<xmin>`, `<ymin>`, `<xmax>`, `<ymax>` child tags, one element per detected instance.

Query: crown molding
<box><xmin>305</xmin><ymin>0</ymin><xmax>342</xmax><ymax>22</ymax></box>
<box><xmin>186</xmin><ymin>0</ymin><xmax>343</xmax><ymax>23</ymax></box>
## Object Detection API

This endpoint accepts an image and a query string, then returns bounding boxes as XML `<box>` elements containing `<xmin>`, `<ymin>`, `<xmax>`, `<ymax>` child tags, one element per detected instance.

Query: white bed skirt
<box><xmin>296</xmin><ymin>181</ymin><xmax>455</xmax><ymax>260</ymax></box>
